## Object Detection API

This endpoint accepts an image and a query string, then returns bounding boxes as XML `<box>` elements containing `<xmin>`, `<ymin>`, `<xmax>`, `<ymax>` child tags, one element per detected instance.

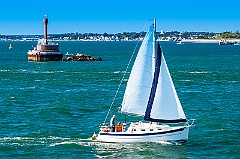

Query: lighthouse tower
<box><xmin>28</xmin><ymin>15</ymin><xmax>63</xmax><ymax>61</ymax></box>
<box><xmin>43</xmin><ymin>15</ymin><xmax>48</xmax><ymax>42</ymax></box>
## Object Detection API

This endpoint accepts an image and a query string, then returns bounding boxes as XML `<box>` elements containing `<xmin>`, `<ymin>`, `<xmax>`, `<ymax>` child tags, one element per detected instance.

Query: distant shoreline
<box><xmin>181</xmin><ymin>39</ymin><xmax>240</xmax><ymax>43</ymax></box>
<box><xmin>1</xmin><ymin>39</ymin><xmax>240</xmax><ymax>43</ymax></box>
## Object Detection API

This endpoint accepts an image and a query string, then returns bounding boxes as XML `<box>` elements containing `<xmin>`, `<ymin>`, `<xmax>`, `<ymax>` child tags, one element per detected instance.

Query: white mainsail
<box><xmin>121</xmin><ymin>24</ymin><xmax>155</xmax><ymax>115</ymax></box>
<box><xmin>121</xmin><ymin>22</ymin><xmax>186</xmax><ymax>122</ymax></box>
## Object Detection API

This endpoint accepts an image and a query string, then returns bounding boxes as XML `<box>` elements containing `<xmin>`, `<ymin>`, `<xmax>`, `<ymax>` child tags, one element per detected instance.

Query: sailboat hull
<box><xmin>97</xmin><ymin>124</ymin><xmax>190</xmax><ymax>143</ymax></box>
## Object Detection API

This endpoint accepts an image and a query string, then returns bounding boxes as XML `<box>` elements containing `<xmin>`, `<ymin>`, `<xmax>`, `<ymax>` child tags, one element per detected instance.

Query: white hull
<box><xmin>96</xmin><ymin>122</ymin><xmax>190</xmax><ymax>143</ymax></box>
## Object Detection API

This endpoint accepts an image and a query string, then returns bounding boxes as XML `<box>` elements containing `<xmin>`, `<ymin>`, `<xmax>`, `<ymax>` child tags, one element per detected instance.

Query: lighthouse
<box><xmin>28</xmin><ymin>15</ymin><xmax>63</xmax><ymax>61</ymax></box>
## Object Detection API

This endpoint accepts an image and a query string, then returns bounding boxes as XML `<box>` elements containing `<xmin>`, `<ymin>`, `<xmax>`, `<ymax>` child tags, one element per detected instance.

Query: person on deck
<box><xmin>110</xmin><ymin>115</ymin><xmax>116</xmax><ymax>132</ymax></box>
<box><xmin>122</xmin><ymin>123</ymin><xmax>127</xmax><ymax>132</ymax></box>
<box><xmin>116</xmin><ymin>122</ymin><xmax>123</xmax><ymax>132</ymax></box>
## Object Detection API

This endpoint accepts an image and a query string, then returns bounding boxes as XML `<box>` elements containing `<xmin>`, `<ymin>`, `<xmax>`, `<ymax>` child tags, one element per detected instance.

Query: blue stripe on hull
<box><xmin>99</xmin><ymin>127</ymin><xmax>185</xmax><ymax>136</ymax></box>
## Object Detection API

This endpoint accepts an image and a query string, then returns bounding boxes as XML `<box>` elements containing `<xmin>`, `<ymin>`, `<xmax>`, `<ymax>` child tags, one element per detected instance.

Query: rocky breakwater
<box><xmin>66</xmin><ymin>53</ymin><xmax>102</xmax><ymax>61</ymax></box>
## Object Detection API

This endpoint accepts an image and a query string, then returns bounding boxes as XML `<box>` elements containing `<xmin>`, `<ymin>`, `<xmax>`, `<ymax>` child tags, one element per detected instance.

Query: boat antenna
<box><xmin>102</xmin><ymin>20</ymin><xmax>149</xmax><ymax>125</ymax></box>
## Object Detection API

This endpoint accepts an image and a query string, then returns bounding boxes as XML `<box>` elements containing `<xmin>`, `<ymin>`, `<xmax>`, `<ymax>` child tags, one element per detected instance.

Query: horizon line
<box><xmin>1</xmin><ymin>30</ymin><xmax>237</xmax><ymax>36</ymax></box>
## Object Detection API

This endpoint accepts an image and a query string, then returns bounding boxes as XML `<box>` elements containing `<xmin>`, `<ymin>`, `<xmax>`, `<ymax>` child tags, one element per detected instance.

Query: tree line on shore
<box><xmin>219</xmin><ymin>31</ymin><xmax>240</xmax><ymax>39</ymax></box>
<box><xmin>1</xmin><ymin>30</ymin><xmax>239</xmax><ymax>40</ymax></box>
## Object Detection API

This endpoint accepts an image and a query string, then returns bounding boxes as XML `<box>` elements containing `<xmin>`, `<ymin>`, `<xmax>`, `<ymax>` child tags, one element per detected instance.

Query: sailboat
<box><xmin>95</xmin><ymin>19</ymin><xmax>194</xmax><ymax>143</ymax></box>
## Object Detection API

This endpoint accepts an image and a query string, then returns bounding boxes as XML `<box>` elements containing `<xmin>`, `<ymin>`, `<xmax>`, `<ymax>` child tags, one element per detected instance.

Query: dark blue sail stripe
<box><xmin>144</xmin><ymin>43</ymin><xmax>187</xmax><ymax>123</ymax></box>
<box><xmin>144</xmin><ymin>43</ymin><xmax>162</xmax><ymax>121</ymax></box>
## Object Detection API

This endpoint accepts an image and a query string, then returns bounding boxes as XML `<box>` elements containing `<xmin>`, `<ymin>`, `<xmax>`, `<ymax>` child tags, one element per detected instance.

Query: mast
<box><xmin>153</xmin><ymin>19</ymin><xmax>156</xmax><ymax>58</ymax></box>
<box><xmin>143</xmin><ymin>19</ymin><xmax>160</xmax><ymax>121</ymax></box>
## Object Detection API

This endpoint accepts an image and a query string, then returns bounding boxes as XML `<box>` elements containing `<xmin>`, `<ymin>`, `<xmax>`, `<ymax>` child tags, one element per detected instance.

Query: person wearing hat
<box><xmin>110</xmin><ymin>115</ymin><xmax>116</xmax><ymax>132</ymax></box>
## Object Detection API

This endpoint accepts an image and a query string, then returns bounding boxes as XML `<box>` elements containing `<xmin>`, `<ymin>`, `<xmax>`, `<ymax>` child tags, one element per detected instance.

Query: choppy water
<box><xmin>0</xmin><ymin>41</ymin><xmax>239</xmax><ymax>158</ymax></box>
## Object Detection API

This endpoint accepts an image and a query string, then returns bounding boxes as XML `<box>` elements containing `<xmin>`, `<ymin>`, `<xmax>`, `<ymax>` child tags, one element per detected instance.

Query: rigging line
<box><xmin>102</xmin><ymin>20</ymin><xmax>149</xmax><ymax>125</ymax></box>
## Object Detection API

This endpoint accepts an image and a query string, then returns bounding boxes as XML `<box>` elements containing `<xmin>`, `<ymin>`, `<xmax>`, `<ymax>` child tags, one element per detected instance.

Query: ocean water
<box><xmin>0</xmin><ymin>41</ymin><xmax>239</xmax><ymax>158</ymax></box>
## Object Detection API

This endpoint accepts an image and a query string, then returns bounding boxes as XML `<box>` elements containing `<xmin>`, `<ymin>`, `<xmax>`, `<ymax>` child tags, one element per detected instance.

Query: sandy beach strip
<box><xmin>182</xmin><ymin>39</ymin><xmax>240</xmax><ymax>43</ymax></box>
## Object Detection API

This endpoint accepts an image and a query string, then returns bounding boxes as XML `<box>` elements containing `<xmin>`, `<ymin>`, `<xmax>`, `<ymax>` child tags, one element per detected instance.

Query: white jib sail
<box><xmin>150</xmin><ymin>54</ymin><xmax>186</xmax><ymax>120</ymax></box>
<box><xmin>121</xmin><ymin>25</ymin><xmax>155</xmax><ymax>115</ymax></box>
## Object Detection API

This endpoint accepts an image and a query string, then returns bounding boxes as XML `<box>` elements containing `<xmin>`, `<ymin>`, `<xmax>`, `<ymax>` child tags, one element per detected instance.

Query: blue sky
<box><xmin>0</xmin><ymin>0</ymin><xmax>239</xmax><ymax>35</ymax></box>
